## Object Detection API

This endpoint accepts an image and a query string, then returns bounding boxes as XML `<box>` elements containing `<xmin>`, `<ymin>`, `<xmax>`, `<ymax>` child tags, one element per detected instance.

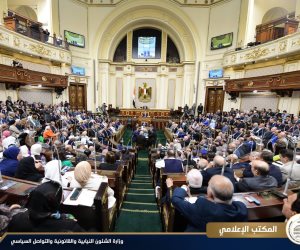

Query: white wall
<box><xmin>206</xmin><ymin>0</ymin><xmax>241</xmax><ymax>56</ymax></box>
<box><xmin>37</xmin><ymin>0</ymin><xmax>51</xmax><ymax>31</ymax></box>
<box><xmin>59</xmin><ymin>0</ymin><xmax>88</xmax><ymax>53</ymax></box>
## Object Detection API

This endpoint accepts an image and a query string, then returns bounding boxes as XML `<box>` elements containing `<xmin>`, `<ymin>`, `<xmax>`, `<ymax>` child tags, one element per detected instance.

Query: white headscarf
<box><xmin>42</xmin><ymin>160</ymin><xmax>62</xmax><ymax>185</ymax></box>
<box><xmin>19</xmin><ymin>145</ymin><xmax>29</xmax><ymax>157</ymax></box>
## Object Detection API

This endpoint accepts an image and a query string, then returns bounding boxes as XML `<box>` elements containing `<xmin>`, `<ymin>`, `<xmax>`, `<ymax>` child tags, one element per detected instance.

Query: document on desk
<box><xmin>63</xmin><ymin>188</ymin><xmax>96</xmax><ymax>207</ymax></box>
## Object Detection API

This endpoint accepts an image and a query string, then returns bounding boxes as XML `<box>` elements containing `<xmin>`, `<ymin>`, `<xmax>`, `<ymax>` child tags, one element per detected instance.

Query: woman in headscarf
<box><xmin>7</xmin><ymin>182</ymin><xmax>84</xmax><ymax>232</ymax></box>
<box><xmin>63</xmin><ymin>161</ymin><xmax>116</xmax><ymax>209</ymax></box>
<box><xmin>14</xmin><ymin>144</ymin><xmax>44</xmax><ymax>182</ymax></box>
<box><xmin>0</xmin><ymin>146</ymin><xmax>22</xmax><ymax>177</ymax></box>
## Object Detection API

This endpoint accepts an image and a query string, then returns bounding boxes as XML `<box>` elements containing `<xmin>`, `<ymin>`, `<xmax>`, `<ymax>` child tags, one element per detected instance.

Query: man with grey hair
<box><xmin>197</xmin><ymin>158</ymin><xmax>208</xmax><ymax>170</ymax></box>
<box><xmin>155</xmin><ymin>149</ymin><xmax>183</xmax><ymax>173</ymax></box>
<box><xmin>201</xmin><ymin>155</ymin><xmax>235</xmax><ymax>186</ymax></box>
<box><xmin>171</xmin><ymin>175</ymin><xmax>248</xmax><ymax>231</ymax></box>
<box><xmin>166</xmin><ymin>169</ymin><xmax>204</xmax><ymax>203</ymax></box>
<box><xmin>235</xmin><ymin>160</ymin><xmax>278</xmax><ymax>192</ymax></box>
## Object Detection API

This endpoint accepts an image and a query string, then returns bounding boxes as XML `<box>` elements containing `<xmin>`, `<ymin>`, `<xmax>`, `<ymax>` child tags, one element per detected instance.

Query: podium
<box><xmin>138</xmin><ymin>116</ymin><xmax>152</xmax><ymax>124</ymax></box>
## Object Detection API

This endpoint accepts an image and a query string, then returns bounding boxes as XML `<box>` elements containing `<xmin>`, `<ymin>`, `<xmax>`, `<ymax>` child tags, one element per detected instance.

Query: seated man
<box><xmin>171</xmin><ymin>175</ymin><xmax>248</xmax><ymax>232</ymax></box>
<box><xmin>201</xmin><ymin>155</ymin><xmax>235</xmax><ymax>187</ymax></box>
<box><xmin>235</xmin><ymin>160</ymin><xmax>278</xmax><ymax>192</ymax></box>
<box><xmin>166</xmin><ymin>169</ymin><xmax>205</xmax><ymax>204</ymax></box>
<box><xmin>155</xmin><ymin>149</ymin><xmax>183</xmax><ymax>173</ymax></box>
<box><xmin>282</xmin><ymin>190</ymin><xmax>300</xmax><ymax>220</ymax></box>
<box><xmin>243</xmin><ymin>150</ymin><xmax>283</xmax><ymax>187</ymax></box>
<box><xmin>279</xmin><ymin>149</ymin><xmax>300</xmax><ymax>183</ymax></box>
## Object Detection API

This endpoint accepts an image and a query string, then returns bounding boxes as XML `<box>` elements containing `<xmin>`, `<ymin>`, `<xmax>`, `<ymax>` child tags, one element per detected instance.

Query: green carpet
<box><xmin>114</xmin><ymin>149</ymin><xmax>162</xmax><ymax>232</ymax></box>
<box><xmin>156</xmin><ymin>130</ymin><xmax>167</xmax><ymax>145</ymax></box>
<box><xmin>122</xmin><ymin>128</ymin><xmax>133</xmax><ymax>146</ymax></box>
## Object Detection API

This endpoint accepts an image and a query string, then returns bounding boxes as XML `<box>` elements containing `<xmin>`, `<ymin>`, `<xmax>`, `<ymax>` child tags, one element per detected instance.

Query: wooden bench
<box><xmin>161</xmin><ymin>185</ymin><xmax>297</xmax><ymax>232</ymax></box>
<box><xmin>0</xmin><ymin>176</ymin><xmax>116</xmax><ymax>231</ymax></box>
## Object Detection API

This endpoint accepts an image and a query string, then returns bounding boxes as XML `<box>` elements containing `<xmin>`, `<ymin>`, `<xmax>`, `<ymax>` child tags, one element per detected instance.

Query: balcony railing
<box><xmin>4</xmin><ymin>10</ymin><xmax>69</xmax><ymax>50</ymax></box>
<box><xmin>223</xmin><ymin>31</ymin><xmax>300</xmax><ymax>68</ymax></box>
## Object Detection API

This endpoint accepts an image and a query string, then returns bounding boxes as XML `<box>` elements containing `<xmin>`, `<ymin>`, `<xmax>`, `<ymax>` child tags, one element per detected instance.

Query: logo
<box><xmin>286</xmin><ymin>214</ymin><xmax>300</xmax><ymax>245</ymax></box>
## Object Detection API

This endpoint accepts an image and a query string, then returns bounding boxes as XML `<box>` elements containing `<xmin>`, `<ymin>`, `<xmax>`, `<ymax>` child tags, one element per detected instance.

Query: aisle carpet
<box><xmin>156</xmin><ymin>130</ymin><xmax>167</xmax><ymax>145</ymax></box>
<box><xmin>114</xmin><ymin>149</ymin><xmax>162</xmax><ymax>232</ymax></box>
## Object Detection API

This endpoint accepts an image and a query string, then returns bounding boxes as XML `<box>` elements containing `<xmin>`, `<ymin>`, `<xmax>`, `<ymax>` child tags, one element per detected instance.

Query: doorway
<box><xmin>205</xmin><ymin>87</ymin><xmax>224</xmax><ymax>113</ymax></box>
<box><xmin>69</xmin><ymin>83</ymin><xmax>87</xmax><ymax>110</ymax></box>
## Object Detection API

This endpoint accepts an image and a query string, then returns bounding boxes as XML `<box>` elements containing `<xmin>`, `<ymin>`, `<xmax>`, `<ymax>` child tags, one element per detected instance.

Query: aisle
<box><xmin>114</xmin><ymin>149</ymin><xmax>162</xmax><ymax>232</ymax></box>
<box><xmin>156</xmin><ymin>130</ymin><xmax>167</xmax><ymax>145</ymax></box>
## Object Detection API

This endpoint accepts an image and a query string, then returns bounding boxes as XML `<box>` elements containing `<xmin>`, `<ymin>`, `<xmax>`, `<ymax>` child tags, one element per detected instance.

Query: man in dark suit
<box><xmin>170</xmin><ymin>175</ymin><xmax>248</xmax><ymax>232</ymax></box>
<box><xmin>243</xmin><ymin>150</ymin><xmax>283</xmax><ymax>187</ymax></box>
<box><xmin>201</xmin><ymin>155</ymin><xmax>235</xmax><ymax>187</ymax></box>
<box><xmin>197</xmin><ymin>103</ymin><xmax>203</xmax><ymax>115</ymax></box>
<box><xmin>155</xmin><ymin>149</ymin><xmax>183</xmax><ymax>173</ymax></box>
<box><xmin>235</xmin><ymin>160</ymin><xmax>277</xmax><ymax>192</ymax></box>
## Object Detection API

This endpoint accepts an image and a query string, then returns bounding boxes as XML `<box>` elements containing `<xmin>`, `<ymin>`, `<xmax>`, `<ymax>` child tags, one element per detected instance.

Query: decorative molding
<box><xmin>135</xmin><ymin>66</ymin><xmax>158</xmax><ymax>72</ymax></box>
<box><xmin>0</xmin><ymin>26</ymin><xmax>71</xmax><ymax>64</ymax></box>
<box><xmin>223</xmin><ymin>31</ymin><xmax>300</xmax><ymax>67</ymax></box>
<box><xmin>0</xmin><ymin>64</ymin><xmax>68</xmax><ymax>88</ymax></box>
<box><xmin>225</xmin><ymin>70</ymin><xmax>300</xmax><ymax>93</ymax></box>
<box><xmin>29</xmin><ymin>44</ymin><xmax>52</xmax><ymax>56</ymax></box>
<box><xmin>244</xmin><ymin>48</ymin><xmax>270</xmax><ymax>60</ymax></box>
<box><xmin>75</xmin><ymin>0</ymin><xmax>224</xmax><ymax>5</ymax></box>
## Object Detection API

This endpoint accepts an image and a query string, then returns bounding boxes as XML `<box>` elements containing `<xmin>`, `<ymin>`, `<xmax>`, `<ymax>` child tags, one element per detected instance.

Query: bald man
<box><xmin>201</xmin><ymin>155</ymin><xmax>235</xmax><ymax>187</ymax></box>
<box><xmin>235</xmin><ymin>160</ymin><xmax>278</xmax><ymax>192</ymax></box>
<box><xmin>171</xmin><ymin>175</ymin><xmax>248</xmax><ymax>232</ymax></box>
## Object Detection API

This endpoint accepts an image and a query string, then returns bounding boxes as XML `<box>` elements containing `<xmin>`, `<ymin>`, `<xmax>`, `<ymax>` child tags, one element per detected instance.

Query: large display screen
<box><xmin>138</xmin><ymin>37</ymin><xmax>156</xmax><ymax>58</ymax></box>
<box><xmin>64</xmin><ymin>30</ymin><xmax>85</xmax><ymax>48</ymax></box>
<box><xmin>132</xmin><ymin>29</ymin><xmax>161</xmax><ymax>59</ymax></box>
<box><xmin>211</xmin><ymin>32</ymin><xmax>233</xmax><ymax>50</ymax></box>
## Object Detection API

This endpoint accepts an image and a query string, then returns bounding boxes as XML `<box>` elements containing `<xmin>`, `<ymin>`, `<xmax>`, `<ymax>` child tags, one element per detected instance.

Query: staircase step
<box><xmin>120</xmin><ymin>208</ymin><xmax>159</xmax><ymax>214</ymax></box>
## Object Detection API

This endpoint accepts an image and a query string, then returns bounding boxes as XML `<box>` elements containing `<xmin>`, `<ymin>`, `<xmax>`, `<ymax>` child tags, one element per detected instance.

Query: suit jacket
<box><xmin>243</xmin><ymin>163</ymin><xmax>283</xmax><ymax>187</ymax></box>
<box><xmin>201</xmin><ymin>167</ymin><xmax>236</xmax><ymax>187</ymax></box>
<box><xmin>171</xmin><ymin>188</ymin><xmax>248</xmax><ymax>232</ymax></box>
<box><xmin>236</xmin><ymin>175</ymin><xmax>277</xmax><ymax>192</ymax></box>
<box><xmin>279</xmin><ymin>161</ymin><xmax>300</xmax><ymax>182</ymax></box>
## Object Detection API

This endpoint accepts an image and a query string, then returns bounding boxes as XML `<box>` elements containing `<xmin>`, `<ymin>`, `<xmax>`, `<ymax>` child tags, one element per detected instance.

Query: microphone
<box><xmin>94</xmin><ymin>142</ymin><xmax>97</xmax><ymax>174</ymax></box>
<box><xmin>185</xmin><ymin>152</ymin><xmax>189</xmax><ymax>175</ymax></box>
<box><xmin>53</xmin><ymin>144</ymin><xmax>63</xmax><ymax>184</ymax></box>
<box><xmin>221</xmin><ymin>151</ymin><xmax>226</xmax><ymax>176</ymax></box>
<box><xmin>283</xmin><ymin>138</ymin><xmax>299</xmax><ymax>196</ymax></box>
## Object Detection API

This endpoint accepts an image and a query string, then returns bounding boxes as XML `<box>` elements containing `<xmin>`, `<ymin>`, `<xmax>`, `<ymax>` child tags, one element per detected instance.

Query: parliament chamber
<box><xmin>0</xmin><ymin>0</ymin><xmax>300</xmax><ymax>236</ymax></box>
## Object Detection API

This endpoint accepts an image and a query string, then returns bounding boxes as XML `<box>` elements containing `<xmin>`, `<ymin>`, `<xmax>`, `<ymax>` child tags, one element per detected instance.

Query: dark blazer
<box><xmin>201</xmin><ymin>166</ymin><xmax>236</xmax><ymax>187</ymax></box>
<box><xmin>236</xmin><ymin>175</ymin><xmax>278</xmax><ymax>192</ymax></box>
<box><xmin>164</xmin><ymin>159</ymin><xmax>183</xmax><ymax>173</ymax></box>
<box><xmin>171</xmin><ymin>188</ymin><xmax>248</xmax><ymax>232</ymax></box>
<box><xmin>243</xmin><ymin>163</ymin><xmax>283</xmax><ymax>187</ymax></box>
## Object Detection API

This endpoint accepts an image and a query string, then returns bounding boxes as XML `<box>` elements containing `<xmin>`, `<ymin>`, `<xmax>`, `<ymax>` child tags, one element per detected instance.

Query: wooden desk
<box><xmin>138</xmin><ymin>117</ymin><xmax>152</xmax><ymax>124</ymax></box>
<box><xmin>119</xmin><ymin>109</ymin><xmax>170</xmax><ymax>118</ymax></box>
<box><xmin>0</xmin><ymin>176</ymin><xmax>115</xmax><ymax>232</ymax></box>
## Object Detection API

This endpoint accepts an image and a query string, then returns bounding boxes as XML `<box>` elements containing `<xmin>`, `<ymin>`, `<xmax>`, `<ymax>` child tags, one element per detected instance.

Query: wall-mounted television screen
<box><xmin>64</xmin><ymin>30</ymin><xmax>85</xmax><ymax>48</ymax></box>
<box><xmin>209</xmin><ymin>69</ymin><xmax>223</xmax><ymax>78</ymax></box>
<box><xmin>211</xmin><ymin>32</ymin><xmax>233</xmax><ymax>50</ymax></box>
<box><xmin>138</xmin><ymin>37</ymin><xmax>156</xmax><ymax>58</ymax></box>
<box><xmin>71</xmin><ymin>66</ymin><xmax>85</xmax><ymax>76</ymax></box>
<box><xmin>132</xmin><ymin>28</ymin><xmax>161</xmax><ymax>59</ymax></box>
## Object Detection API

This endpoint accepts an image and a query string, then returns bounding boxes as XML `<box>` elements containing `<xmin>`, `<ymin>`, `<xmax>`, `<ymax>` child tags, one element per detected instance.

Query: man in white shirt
<box><xmin>279</xmin><ymin>149</ymin><xmax>300</xmax><ymax>182</ymax></box>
